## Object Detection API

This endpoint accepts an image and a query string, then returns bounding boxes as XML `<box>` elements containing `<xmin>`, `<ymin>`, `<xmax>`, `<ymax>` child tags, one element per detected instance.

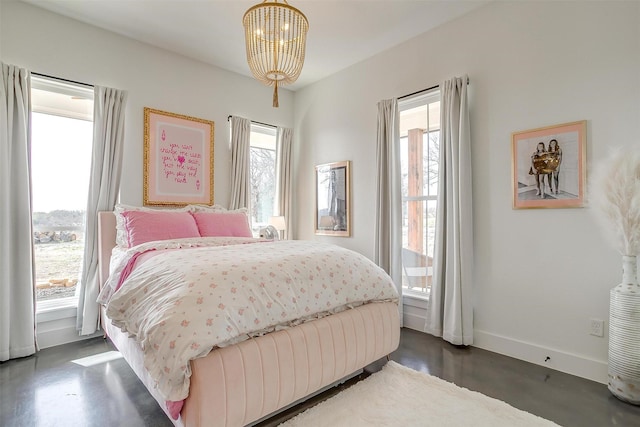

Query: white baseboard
<box><xmin>401</xmin><ymin>297</ymin><xmax>608</xmax><ymax>385</ymax></box>
<box><xmin>402</xmin><ymin>297</ymin><xmax>428</xmax><ymax>332</ymax></box>
<box><xmin>403</xmin><ymin>312</ymin><xmax>427</xmax><ymax>331</ymax></box>
<box><xmin>37</xmin><ymin>316</ymin><xmax>100</xmax><ymax>349</ymax></box>
<box><xmin>474</xmin><ymin>329</ymin><xmax>608</xmax><ymax>384</ymax></box>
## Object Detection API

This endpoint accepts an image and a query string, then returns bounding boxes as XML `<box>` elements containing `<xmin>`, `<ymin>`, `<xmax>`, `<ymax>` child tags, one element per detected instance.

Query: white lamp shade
<box><xmin>269</xmin><ymin>216</ymin><xmax>286</xmax><ymax>231</ymax></box>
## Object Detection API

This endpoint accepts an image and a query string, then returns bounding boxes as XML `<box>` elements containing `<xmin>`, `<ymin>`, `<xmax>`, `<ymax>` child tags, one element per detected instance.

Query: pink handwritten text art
<box><xmin>144</xmin><ymin>107</ymin><xmax>213</xmax><ymax>205</ymax></box>
<box><xmin>158</xmin><ymin>123</ymin><xmax>203</xmax><ymax>194</ymax></box>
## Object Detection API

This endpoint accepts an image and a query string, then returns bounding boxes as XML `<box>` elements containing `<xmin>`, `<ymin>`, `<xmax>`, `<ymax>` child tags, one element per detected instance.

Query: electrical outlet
<box><xmin>590</xmin><ymin>318</ymin><xmax>604</xmax><ymax>337</ymax></box>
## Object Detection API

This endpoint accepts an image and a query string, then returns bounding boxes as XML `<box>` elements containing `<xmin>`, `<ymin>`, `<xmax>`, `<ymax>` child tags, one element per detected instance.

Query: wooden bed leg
<box><xmin>386</xmin><ymin>354</ymin><xmax>391</xmax><ymax>361</ymax></box>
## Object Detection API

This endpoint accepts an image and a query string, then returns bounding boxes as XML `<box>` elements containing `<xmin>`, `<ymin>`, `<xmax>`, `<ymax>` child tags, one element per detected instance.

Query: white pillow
<box><xmin>188</xmin><ymin>204</ymin><xmax>228</xmax><ymax>212</ymax></box>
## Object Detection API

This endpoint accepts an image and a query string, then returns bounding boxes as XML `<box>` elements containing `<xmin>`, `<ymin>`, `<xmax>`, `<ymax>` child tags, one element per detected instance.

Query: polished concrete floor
<box><xmin>1</xmin><ymin>328</ymin><xmax>640</xmax><ymax>426</ymax></box>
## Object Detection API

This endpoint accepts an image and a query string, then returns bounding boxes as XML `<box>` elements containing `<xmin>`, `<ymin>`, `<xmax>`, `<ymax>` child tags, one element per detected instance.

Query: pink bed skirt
<box><xmin>182</xmin><ymin>301</ymin><xmax>400</xmax><ymax>426</ymax></box>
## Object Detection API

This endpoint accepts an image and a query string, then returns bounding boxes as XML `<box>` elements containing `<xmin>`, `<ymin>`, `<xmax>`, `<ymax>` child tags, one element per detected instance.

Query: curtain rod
<box><xmin>398</xmin><ymin>77</ymin><xmax>470</xmax><ymax>100</ymax></box>
<box><xmin>32</xmin><ymin>72</ymin><xmax>93</xmax><ymax>88</ymax></box>
<box><xmin>398</xmin><ymin>84</ymin><xmax>439</xmax><ymax>100</ymax></box>
<box><xmin>227</xmin><ymin>115</ymin><xmax>276</xmax><ymax>129</ymax></box>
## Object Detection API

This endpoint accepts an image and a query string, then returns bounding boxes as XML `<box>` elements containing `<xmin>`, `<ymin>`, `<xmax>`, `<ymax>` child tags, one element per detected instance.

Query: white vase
<box><xmin>609</xmin><ymin>255</ymin><xmax>640</xmax><ymax>405</ymax></box>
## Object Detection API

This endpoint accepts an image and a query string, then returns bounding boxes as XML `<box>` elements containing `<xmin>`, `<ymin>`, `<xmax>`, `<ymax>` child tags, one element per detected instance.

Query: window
<box><xmin>249</xmin><ymin>123</ymin><xmax>277</xmax><ymax>234</ymax></box>
<box><xmin>31</xmin><ymin>76</ymin><xmax>94</xmax><ymax>309</ymax></box>
<box><xmin>399</xmin><ymin>90</ymin><xmax>440</xmax><ymax>296</ymax></box>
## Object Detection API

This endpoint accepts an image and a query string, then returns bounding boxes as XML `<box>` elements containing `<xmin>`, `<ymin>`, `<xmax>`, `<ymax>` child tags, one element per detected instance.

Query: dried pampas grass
<box><xmin>591</xmin><ymin>147</ymin><xmax>640</xmax><ymax>255</ymax></box>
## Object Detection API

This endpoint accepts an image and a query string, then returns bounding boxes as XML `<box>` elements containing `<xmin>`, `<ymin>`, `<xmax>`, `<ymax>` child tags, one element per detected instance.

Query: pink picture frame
<box><xmin>144</xmin><ymin>108</ymin><xmax>214</xmax><ymax>206</ymax></box>
<box><xmin>511</xmin><ymin>120</ymin><xmax>586</xmax><ymax>209</ymax></box>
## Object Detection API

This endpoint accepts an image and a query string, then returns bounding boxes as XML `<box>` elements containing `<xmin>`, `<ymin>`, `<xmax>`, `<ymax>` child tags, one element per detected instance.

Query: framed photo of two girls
<box><xmin>511</xmin><ymin>120</ymin><xmax>586</xmax><ymax>209</ymax></box>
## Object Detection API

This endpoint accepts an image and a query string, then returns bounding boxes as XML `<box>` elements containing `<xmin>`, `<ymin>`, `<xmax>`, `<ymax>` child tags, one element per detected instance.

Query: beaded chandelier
<box><xmin>243</xmin><ymin>0</ymin><xmax>309</xmax><ymax>107</ymax></box>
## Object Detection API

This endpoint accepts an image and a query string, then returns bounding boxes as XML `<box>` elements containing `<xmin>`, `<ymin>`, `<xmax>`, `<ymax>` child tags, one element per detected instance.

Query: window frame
<box><xmin>31</xmin><ymin>75</ymin><xmax>94</xmax><ymax>313</ymax></box>
<box><xmin>399</xmin><ymin>89</ymin><xmax>441</xmax><ymax>300</ymax></box>
<box><xmin>248</xmin><ymin>122</ymin><xmax>278</xmax><ymax>234</ymax></box>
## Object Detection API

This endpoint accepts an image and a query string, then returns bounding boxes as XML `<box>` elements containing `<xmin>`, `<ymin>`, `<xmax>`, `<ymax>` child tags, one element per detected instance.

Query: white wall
<box><xmin>1</xmin><ymin>0</ymin><xmax>294</xmax><ymax>348</ymax></box>
<box><xmin>3</xmin><ymin>0</ymin><xmax>640</xmax><ymax>382</ymax></box>
<box><xmin>293</xmin><ymin>0</ymin><xmax>640</xmax><ymax>383</ymax></box>
<box><xmin>1</xmin><ymin>0</ymin><xmax>294</xmax><ymax>209</ymax></box>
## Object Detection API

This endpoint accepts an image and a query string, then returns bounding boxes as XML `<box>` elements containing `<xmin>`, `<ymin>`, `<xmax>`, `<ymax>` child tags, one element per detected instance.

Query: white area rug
<box><xmin>280</xmin><ymin>361</ymin><xmax>561</xmax><ymax>427</ymax></box>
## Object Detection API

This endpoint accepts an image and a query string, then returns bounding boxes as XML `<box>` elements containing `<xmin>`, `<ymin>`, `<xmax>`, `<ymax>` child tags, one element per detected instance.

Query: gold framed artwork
<box><xmin>143</xmin><ymin>107</ymin><xmax>214</xmax><ymax>206</ymax></box>
<box><xmin>315</xmin><ymin>161</ymin><xmax>351</xmax><ymax>236</ymax></box>
<box><xmin>511</xmin><ymin>120</ymin><xmax>586</xmax><ymax>209</ymax></box>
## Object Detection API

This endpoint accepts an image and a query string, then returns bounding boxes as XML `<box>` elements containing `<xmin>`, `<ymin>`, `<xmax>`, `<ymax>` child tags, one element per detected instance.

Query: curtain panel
<box><xmin>425</xmin><ymin>75</ymin><xmax>474</xmax><ymax>346</ymax></box>
<box><xmin>374</xmin><ymin>98</ymin><xmax>403</xmax><ymax>326</ymax></box>
<box><xmin>77</xmin><ymin>86</ymin><xmax>128</xmax><ymax>335</ymax></box>
<box><xmin>275</xmin><ymin>127</ymin><xmax>293</xmax><ymax>239</ymax></box>
<box><xmin>229</xmin><ymin>116</ymin><xmax>251</xmax><ymax>211</ymax></box>
<box><xmin>0</xmin><ymin>63</ymin><xmax>37</xmax><ymax>361</ymax></box>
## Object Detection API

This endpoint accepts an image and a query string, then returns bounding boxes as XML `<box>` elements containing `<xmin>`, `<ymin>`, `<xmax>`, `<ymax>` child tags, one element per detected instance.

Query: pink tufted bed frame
<box><xmin>97</xmin><ymin>211</ymin><xmax>400</xmax><ymax>426</ymax></box>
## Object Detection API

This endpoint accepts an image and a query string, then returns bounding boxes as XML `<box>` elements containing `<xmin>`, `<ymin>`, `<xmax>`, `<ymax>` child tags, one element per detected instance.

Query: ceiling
<box><xmin>22</xmin><ymin>0</ymin><xmax>488</xmax><ymax>91</ymax></box>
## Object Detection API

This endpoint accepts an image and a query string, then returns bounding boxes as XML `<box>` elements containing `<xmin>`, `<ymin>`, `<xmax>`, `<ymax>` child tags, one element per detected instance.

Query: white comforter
<box><xmin>102</xmin><ymin>238</ymin><xmax>398</xmax><ymax>402</ymax></box>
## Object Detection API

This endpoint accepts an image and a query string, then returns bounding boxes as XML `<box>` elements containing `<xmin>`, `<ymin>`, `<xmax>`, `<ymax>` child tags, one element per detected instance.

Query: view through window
<box><xmin>31</xmin><ymin>76</ymin><xmax>94</xmax><ymax>307</ymax></box>
<box><xmin>249</xmin><ymin>123</ymin><xmax>277</xmax><ymax>234</ymax></box>
<box><xmin>399</xmin><ymin>90</ymin><xmax>440</xmax><ymax>296</ymax></box>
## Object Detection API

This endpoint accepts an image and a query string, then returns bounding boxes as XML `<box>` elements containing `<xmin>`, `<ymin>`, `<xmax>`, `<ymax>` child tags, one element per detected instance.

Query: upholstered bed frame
<box><xmin>97</xmin><ymin>211</ymin><xmax>400</xmax><ymax>426</ymax></box>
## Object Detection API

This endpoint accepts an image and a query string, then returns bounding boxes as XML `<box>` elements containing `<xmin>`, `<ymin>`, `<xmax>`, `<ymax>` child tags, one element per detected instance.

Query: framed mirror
<box><xmin>315</xmin><ymin>160</ymin><xmax>351</xmax><ymax>236</ymax></box>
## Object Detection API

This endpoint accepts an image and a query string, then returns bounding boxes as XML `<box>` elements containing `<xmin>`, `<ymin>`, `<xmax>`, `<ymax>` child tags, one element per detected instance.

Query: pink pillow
<box><xmin>114</xmin><ymin>204</ymin><xmax>192</xmax><ymax>248</ymax></box>
<box><xmin>191</xmin><ymin>211</ymin><xmax>253</xmax><ymax>238</ymax></box>
<box><xmin>122</xmin><ymin>210</ymin><xmax>200</xmax><ymax>247</ymax></box>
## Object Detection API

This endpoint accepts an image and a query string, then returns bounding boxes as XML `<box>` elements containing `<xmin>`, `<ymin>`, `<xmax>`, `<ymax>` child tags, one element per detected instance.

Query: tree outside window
<box><xmin>249</xmin><ymin>124</ymin><xmax>277</xmax><ymax>233</ymax></box>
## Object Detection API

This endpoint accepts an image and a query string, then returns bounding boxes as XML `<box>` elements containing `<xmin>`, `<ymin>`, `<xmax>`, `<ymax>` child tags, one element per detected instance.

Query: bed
<box><xmin>97</xmin><ymin>209</ymin><xmax>400</xmax><ymax>427</ymax></box>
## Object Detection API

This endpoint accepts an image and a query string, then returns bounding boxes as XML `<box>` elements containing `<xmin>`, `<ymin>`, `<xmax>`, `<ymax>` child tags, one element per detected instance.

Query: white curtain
<box><xmin>425</xmin><ymin>75</ymin><xmax>474</xmax><ymax>346</ymax></box>
<box><xmin>229</xmin><ymin>116</ymin><xmax>251</xmax><ymax>210</ymax></box>
<box><xmin>374</xmin><ymin>99</ymin><xmax>403</xmax><ymax>326</ymax></box>
<box><xmin>0</xmin><ymin>63</ymin><xmax>37</xmax><ymax>361</ymax></box>
<box><xmin>77</xmin><ymin>86</ymin><xmax>128</xmax><ymax>335</ymax></box>
<box><xmin>275</xmin><ymin>127</ymin><xmax>293</xmax><ymax>239</ymax></box>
